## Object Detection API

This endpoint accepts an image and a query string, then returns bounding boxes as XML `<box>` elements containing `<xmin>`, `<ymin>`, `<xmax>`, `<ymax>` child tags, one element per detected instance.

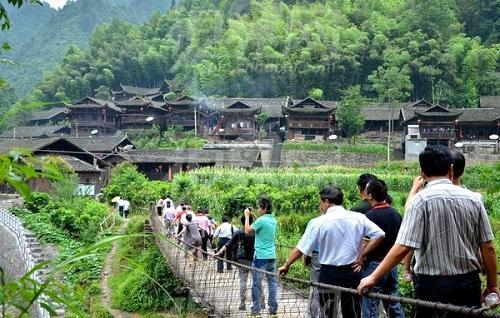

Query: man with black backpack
<box><xmin>215</xmin><ymin>212</ymin><xmax>265</xmax><ymax>311</ymax></box>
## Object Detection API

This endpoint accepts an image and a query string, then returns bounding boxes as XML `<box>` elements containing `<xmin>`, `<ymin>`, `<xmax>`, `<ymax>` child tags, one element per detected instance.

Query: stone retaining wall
<box><xmin>281</xmin><ymin>150</ymin><xmax>385</xmax><ymax>167</ymax></box>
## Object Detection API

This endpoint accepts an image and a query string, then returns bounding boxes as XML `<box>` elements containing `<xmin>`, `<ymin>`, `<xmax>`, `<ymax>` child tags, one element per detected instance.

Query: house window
<box><xmin>85</xmin><ymin>178</ymin><xmax>90</xmax><ymax>183</ymax></box>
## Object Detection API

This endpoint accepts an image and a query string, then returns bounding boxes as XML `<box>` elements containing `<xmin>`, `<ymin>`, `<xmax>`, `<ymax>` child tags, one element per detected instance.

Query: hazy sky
<box><xmin>44</xmin><ymin>0</ymin><xmax>68</xmax><ymax>9</ymax></box>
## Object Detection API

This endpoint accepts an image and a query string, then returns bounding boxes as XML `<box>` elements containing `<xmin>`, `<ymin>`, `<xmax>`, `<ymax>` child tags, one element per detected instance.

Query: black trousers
<box><xmin>200</xmin><ymin>231</ymin><xmax>209</xmax><ymax>260</ymax></box>
<box><xmin>318</xmin><ymin>264</ymin><xmax>361</xmax><ymax>318</ymax></box>
<box><xmin>413</xmin><ymin>271</ymin><xmax>481</xmax><ymax>318</ymax></box>
<box><xmin>216</xmin><ymin>238</ymin><xmax>232</xmax><ymax>272</ymax></box>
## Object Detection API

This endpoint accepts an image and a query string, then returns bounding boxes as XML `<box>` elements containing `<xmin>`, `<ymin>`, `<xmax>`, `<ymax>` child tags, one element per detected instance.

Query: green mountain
<box><xmin>0</xmin><ymin>0</ymin><xmax>172</xmax><ymax>96</ymax></box>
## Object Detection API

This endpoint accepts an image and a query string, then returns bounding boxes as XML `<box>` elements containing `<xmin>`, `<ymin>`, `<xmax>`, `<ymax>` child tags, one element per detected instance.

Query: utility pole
<box><xmin>194</xmin><ymin>105</ymin><xmax>197</xmax><ymax>136</ymax></box>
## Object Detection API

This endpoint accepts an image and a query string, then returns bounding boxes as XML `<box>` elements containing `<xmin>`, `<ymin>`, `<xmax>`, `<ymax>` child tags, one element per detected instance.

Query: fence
<box><xmin>0</xmin><ymin>207</ymin><xmax>49</xmax><ymax>318</ymax></box>
<box><xmin>149</xmin><ymin>210</ymin><xmax>500</xmax><ymax>318</ymax></box>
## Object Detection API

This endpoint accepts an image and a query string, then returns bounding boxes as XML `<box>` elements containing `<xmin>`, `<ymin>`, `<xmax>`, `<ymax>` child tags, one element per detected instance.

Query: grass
<box><xmin>282</xmin><ymin>140</ymin><xmax>389</xmax><ymax>155</ymax></box>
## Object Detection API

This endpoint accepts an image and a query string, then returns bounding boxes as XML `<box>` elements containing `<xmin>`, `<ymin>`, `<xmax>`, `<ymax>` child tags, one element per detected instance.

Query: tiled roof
<box><xmin>458</xmin><ymin>108</ymin><xmax>500</xmax><ymax>122</ymax></box>
<box><xmin>204</xmin><ymin>97</ymin><xmax>290</xmax><ymax>118</ymax></box>
<box><xmin>119</xmin><ymin>148</ymin><xmax>261</xmax><ymax>168</ymax></box>
<box><xmin>115</xmin><ymin>97</ymin><xmax>166</xmax><ymax>111</ymax></box>
<box><xmin>0</xmin><ymin>137</ymin><xmax>63</xmax><ymax>154</ymax></box>
<box><xmin>361</xmin><ymin>107</ymin><xmax>400</xmax><ymax>121</ymax></box>
<box><xmin>479</xmin><ymin>96</ymin><xmax>500</xmax><ymax>109</ymax></box>
<box><xmin>69</xmin><ymin>97</ymin><xmax>122</xmax><ymax>113</ymax></box>
<box><xmin>68</xmin><ymin>136</ymin><xmax>134</xmax><ymax>153</ymax></box>
<box><xmin>0</xmin><ymin>125</ymin><xmax>69</xmax><ymax>139</ymax></box>
<box><xmin>29</xmin><ymin>108</ymin><xmax>67</xmax><ymax>122</ymax></box>
<box><xmin>120</xmin><ymin>85</ymin><xmax>161</xmax><ymax>96</ymax></box>
<box><xmin>38</xmin><ymin>155</ymin><xmax>102</xmax><ymax>172</ymax></box>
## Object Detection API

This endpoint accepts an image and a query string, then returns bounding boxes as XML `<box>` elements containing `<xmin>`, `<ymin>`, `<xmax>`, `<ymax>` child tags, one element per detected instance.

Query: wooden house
<box><xmin>28</xmin><ymin>108</ymin><xmax>67</xmax><ymax>126</ymax></box>
<box><xmin>282</xmin><ymin>97</ymin><xmax>336</xmax><ymax>141</ymax></box>
<box><xmin>164</xmin><ymin>96</ymin><xmax>209</xmax><ymax>135</ymax></box>
<box><xmin>115</xmin><ymin>97</ymin><xmax>168</xmax><ymax>130</ymax></box>
<box><xmin>66</xmin><ymin>97</ymin><xmax>122</xmax><ymax>136</ymax></box>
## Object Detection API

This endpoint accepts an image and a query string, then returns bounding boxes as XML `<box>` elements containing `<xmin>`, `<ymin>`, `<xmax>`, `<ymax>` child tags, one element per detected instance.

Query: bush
<box><xmin>24</xmin><ymin>192</ymin><xmax>51</xmax><ymax>213</ymax></box>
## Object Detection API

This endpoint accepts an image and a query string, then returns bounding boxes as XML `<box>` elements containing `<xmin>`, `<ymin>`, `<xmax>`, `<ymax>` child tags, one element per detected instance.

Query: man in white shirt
<box><xmin>279</xmin><ymin>185</ymin><xmax>385</xmax><ymax>318</ymax></box>
<box><xmin>214</xmin><ymin>215</ymin><xmax>237</xmax><ymax>273</ymax></box>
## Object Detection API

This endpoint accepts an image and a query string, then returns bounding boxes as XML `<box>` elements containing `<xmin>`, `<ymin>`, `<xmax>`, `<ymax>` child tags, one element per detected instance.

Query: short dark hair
<box><xmin>419</xmin><ymin>145</ymin><xmax>452</xmax><ymax>177</ymax></box>
<box><xmin>240</xmin><ymin>214</ymin><xmax>254</xmax><ymax>225</ymax></box>
<box><xmin>366</xmin><ymin>179</ymin><xmax>388</xmax><ymax>202</ymax></box>
<box><xmin>258</xmin><ymin>197</ymin><xmax>272</xmax><ymax>213</ymax></box>
<box><xmin>450</xmin><ymin>149</ymin><xmax>465</xmax><ymax>179</ymax></box>
<box><xmin>203</xmin><ymin>208</ymin><xmax>209</xmax><ymax>215</ymax></box>
<box><xmin>319</xmin><ymin>185</ymin><xmax>343</xmax><ymax>205</ymax></box>
<box><xmin>357</xmin><ymin>173</ymin><xmax>377</xmax><ymax>190</ymax></box>
<box><xmin>221</xmin><ymin>215</ymin><xmax>229</xmax><ymax>223</ymax></box>
<box><xmin>186</xmin><ymin>214</ymin><xmax>192</xmax><ymax>222</ymax></box>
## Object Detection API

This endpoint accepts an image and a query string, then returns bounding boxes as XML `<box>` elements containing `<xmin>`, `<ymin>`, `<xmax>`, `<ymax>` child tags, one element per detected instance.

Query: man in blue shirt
<box><xmin>279</xmin><ymin>185</ymin><xmax>385</xmax><ymax>318</ymax></box>
<box><xmin>244</xmin><ymin>197</ymin><xmax>278</xmax><ymax>316</ymax></box>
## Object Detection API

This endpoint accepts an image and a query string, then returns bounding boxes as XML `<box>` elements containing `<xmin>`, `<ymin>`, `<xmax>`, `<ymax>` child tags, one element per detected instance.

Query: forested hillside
<box><xmin>0</xmin><ymin>0</ymin><xmax>172</xmax><ymax>97</ymax></box>
<box><xmin>2</xmin><ymin>0</ymin><xmax>499</xmax><ymax>128</ymax></box>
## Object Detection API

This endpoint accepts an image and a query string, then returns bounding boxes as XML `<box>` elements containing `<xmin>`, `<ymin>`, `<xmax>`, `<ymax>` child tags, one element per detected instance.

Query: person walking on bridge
<box><xmin>278</xmin><ymin>185</ymin><xmax>385</xmax><ymax>318</ymax></box>
<box><xmin>358</xmin><ymin>145</ymin><xmax>498</xmax><ymax>318</ymax></box>
<box><xmin>245</xmin><ymin>197</ymin><xmax>278</xmax><ymax>317</ymax></box>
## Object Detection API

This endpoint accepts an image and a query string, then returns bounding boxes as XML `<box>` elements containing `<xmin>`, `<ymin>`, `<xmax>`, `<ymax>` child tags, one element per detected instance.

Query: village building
<box><xmin>68</xmin><ymin>135</ymin><xmax>135</xmax><ymax>158</ymax></box>
<box><xmin>400</xmin><ymin>101</ymin><xmax>500</xmax><ymax>159</ymax></box>
<box><xmin>204</xmin><ymin>97</ymin><xmax>291</xmax><ymax>141</ymax></box>
<box><xmin>0</xmin><ymin>125</ymin><xmax>71</xmax><ymax>139</ymax></box>
<box><xmin>104</xmin><ymin>148</ymin><xmax>261</xmax><ymax>180</ymax></box>
<box><xmin>164</xmin><ymin>96</ymin><xmax>210</xmax><ymax>135</ymax></box>
<box><xmin>111</xmin><ymin>79</ymin><xmax>175</xmax><ymax>101</ymax></box>
<box><xmin>282</xmin><ymin>97</ymin><xmax>336</xmax><ymax>141</ymax></box>
<box><xmin>66</xmin><ymin>97</ymin><xmax>122</xmax><ymax>136</ymax></box>
<box><xmin>114</xmin><ymin>96</ymin><xmax>168</xmax><ymax>130</ymax></box>
<box><xmin>28</xmin><ymin>107</ymin><xmax>67</xmax><ymax>126</ymax></box>
<box><xmin>0</xmin><ymin>137</ymin><xmax>109</xmax><ymax>194</ymax></box>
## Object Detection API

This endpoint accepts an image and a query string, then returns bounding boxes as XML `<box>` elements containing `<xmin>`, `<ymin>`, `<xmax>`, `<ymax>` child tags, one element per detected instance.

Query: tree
<box><xmin>94</xmin><ymin>85</ymin><xmax>111</xmax><ymax>100</ymax></box>
<box><xmin>0</xmin><ymin>0</ymin><xmax>41</xmax><ymax>30</ymax></box>
<box><xmin>308</xmin><ymin>88</ymin><xmax>324</xmax><ymax>100</ymax></box>
<box><xmin>336</xmin><ymin>85</ymin><xmax>365</xmax><ymax>146</ymax></box>
<box><xmin>369</xmin><ymin>51</ymin><xmax>413</xmax><ymax>161</ymax></box>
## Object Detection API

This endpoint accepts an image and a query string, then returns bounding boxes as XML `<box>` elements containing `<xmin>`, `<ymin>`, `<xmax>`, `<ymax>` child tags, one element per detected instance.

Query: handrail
<box><xmin>0</xmin><ymin>207</ymin><xmax>50</xmax><ymax>318</ymax></box>
<box><xmin>149</xmin><ymin>207</ymin><xmax>500</xmax><ymax>317</ymax></box>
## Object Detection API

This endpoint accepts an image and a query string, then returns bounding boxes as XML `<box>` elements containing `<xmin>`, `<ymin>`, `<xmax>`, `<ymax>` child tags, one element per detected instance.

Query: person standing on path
<box><xmin>214</xmin><ymin>215</ymin><xmax>237</xmax><ymax>272</ymax></box>
<box><xmin>278</xmin><ymin>185</ymin><xmax>385</xmax><ymax>318</ymax></box>
<box><xmin>358</xmin><ymin>145</ymin><xmax>498</xmax><ymax>318</ymax></box>
<box><xmin>359</xmin><ymin>179</ymin><xmax>404</xmax><ymax>318</ymax></box>
<box><xmin>244</xmin><ymin>197</ymin><xmax>278</xmax><ymax>316</ymax></box>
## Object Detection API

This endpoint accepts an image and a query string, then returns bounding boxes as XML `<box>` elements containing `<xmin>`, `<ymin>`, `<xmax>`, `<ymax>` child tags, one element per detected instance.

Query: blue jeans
<box><xmin>251</xmin><ymin>258</ymin><xmax>278</xmax><ymax>315</ymax></box>
<box><xmin>362</xmin><ymin>260</ymin><xmax>404</xmax><ymax>318</ymax></box>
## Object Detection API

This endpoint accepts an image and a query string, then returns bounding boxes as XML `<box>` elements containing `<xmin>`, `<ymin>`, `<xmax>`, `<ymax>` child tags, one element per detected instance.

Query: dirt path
<box><xmin>100</xmin><ymin>219</ymin><xmax>141</xmax><ymax>318</ymax></box>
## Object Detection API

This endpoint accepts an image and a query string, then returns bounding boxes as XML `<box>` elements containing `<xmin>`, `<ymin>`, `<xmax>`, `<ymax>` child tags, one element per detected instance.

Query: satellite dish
<box><xmin>489</xmin><ymin>134</ymin><xmax>499</xmax><ymax>140</ymax></box>
<box><xmin>328</xmin><ymin>134</ymin><xmax>338</xmax><ymax>140</ymax></box>
<box><xmin>90</xmin><ymin>129</ymin><xmax>99</xmax><ymax>135</ymax></box>
<box><xmin>146</xmin><ymin>116</ymin><xmax>155</xmax><ymax>122</ymax></box>
<box><xmin>454</xmin><ymin>142</ymin><xmax>464</xmax><ymax>148</ymax></box>
<box><xmin>122</xmin><ymin>144</ymin><xmax>134</xmax><ymax>151</ymax></box>
<box><xmin>219</xmin><ymin>128</ymin><xmax>224</xmax><ymax>132</ymax></box>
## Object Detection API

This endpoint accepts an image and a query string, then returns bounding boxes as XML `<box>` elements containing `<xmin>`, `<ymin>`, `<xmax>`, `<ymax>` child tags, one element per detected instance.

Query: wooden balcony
<box><xmin>420</xmin><ymin>130</ymin><xmax>456</xmax><ymax>139</ymax></box>
<box><xmin>73</xmin><ymin>120</ymin><xmax>116</xmax><ymax>128</ymax></box>
<box><xmin>288</xmin><ymin>121</ymin><xmax>329</xmax><ymax>129</ymax></box>
<box><xmin>219</xmin><ymin>127</ymin><xmax>256</xmax><ymax>136</ymax></box>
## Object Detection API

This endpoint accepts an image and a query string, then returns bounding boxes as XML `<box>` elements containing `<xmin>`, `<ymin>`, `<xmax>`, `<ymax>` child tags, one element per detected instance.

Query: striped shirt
<box><xmin>396</xmin><ymin>178</ymin><xmax>493</xmax><ymax>276</ymax></box>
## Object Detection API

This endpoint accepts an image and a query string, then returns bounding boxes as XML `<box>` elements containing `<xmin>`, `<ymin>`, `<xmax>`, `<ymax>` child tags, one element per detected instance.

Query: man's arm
<box><xmin>480</xmin><ymin>241</ymin><xmax>499</xmax><ymax>298</ymax></box>
<box><xmin>244</xmin><ymin>208</ymin><xmax>254</xmax><ymax>234</ymax></box>
<box><xmin>357</xmin><ymin>243</ymin><xmax>412</xmax><ymax>294</ymax></box>
<box><xmin>278</xmin><ymin>248</ymin><xmax>304</xmax><ymax>276</ymax></box>
<box><xmin>353</xmin><ymin>236</ymin><xmax>385</xmax><ymax>272</ymax></box>
<box><xmin>405</xmin><ymin>176</ymin><xmax>425</xmax><ymax>210</ymax></box>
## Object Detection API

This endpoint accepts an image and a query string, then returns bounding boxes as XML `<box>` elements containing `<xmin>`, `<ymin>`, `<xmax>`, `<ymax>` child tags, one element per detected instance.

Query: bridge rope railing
<box><xmin>149</xmin><ymin>211</ymin><xmax>500</xmax><ymax>318</ymax></box>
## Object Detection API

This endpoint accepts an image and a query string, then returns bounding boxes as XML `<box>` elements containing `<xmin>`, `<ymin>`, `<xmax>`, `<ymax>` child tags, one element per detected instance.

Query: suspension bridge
<box><xmin>148</xmin><ymin>209</ymin><xmax>500</xmax><ymax>318</ymax></box>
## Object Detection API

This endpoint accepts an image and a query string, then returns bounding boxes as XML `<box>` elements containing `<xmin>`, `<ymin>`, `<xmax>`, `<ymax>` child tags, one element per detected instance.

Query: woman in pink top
<box><xmin>196</xmin><ymin>210</ymin><xmax>210</xmax><ymax>260</ymax></box>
